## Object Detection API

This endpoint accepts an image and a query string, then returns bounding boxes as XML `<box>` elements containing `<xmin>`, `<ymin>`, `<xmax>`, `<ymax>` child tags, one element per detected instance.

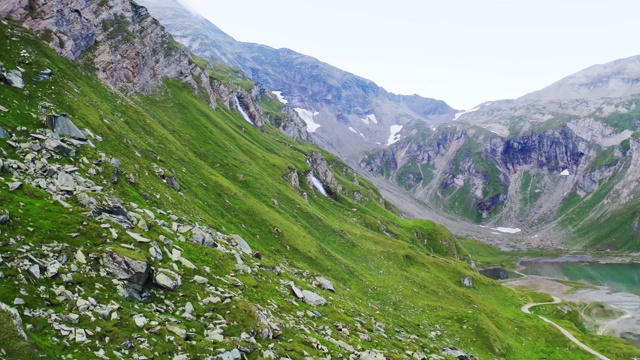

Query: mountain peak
<box><xmin>520</xmin><ymin>54</ymin><xmax>640</xmax><ymax>101</ymax></box>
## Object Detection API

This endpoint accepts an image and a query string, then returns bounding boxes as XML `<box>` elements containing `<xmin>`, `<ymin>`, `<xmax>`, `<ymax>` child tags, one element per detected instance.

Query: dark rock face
<box><xmin>479</xmin><ymin>268</ymin><xmax>522</xmax><ymax>280</ymax></box>
<box><xmin>45</xmin><ymin>114</ymin><xmax>87</xmax><ymax>140</ymax></box>
<box><xmin>496</xmin><ymin>129</ymin><xmax>585</xmax><ymax>174</ymax></box>
<box><xmin>361</xmin><ymin>124</ymin><xmax>591</xmax><ymax>220</ymax></box>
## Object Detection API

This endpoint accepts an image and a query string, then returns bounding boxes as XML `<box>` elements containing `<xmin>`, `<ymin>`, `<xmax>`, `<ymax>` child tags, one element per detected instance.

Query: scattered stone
<box><xmin>253</xmin><ymin>251</ymin><xmax>262</xmax><ymax>260</ymax></box>
<box><xmin>76</xmin><ymin>298</ymin><xmax>91</xmax><ymax>313</ymax></box>
<box><xmin>45</xmin><ymin>114</ymin><xmax>87</xmax><ymax>140</ymax></box>
<box><xmin>217</xmin><ymin>349</ymin><xmax>242</xmax><ymax>360</ymax></box>
<box><xmin>57</xmin><ymin>172</ymin><xmax>76</xmax><ymax>189</ymax></box>
<box><xmin>166</xmin><ymin>176</ymin><xmax>180</xmax><ymax>191</ymax></box>
<box><xmin>166</xmin><ymin>325</ymin><xmax>187</xmax><ymax>339</ymax></box>
<box><xmin>149</xmin><ymin>242</ymin><xmax>163</xmax><ymax>261</ymax></box>
<box><xmin>358</xmin><ymin>350</ymin><xmax>385</xmax><ymax>360</ymax></box>
<box><xmin>101</xmin><ymin>251</ymin><xmax>151</xmax><ymax>294</ymax></box>
<box><xmin>7</xmin><ymin>182</ymin><xmax>22</xmax><ymax>191</ymax></box>
<box><xmin>0</xmin><ymin>126</ymin><xmax>9</xmax><ymax>138</ymax></box>
<box><xmin>126</xmin><ymin>231</ymin><xmax>151</xmax><ymax>243</ymax></box>
<box><xmin>302</xmin><ymin>290</ymin><xmax>326</xmax><ymax>306</ymax></box>
<box><xmin>179</xmin><ymin>257</ymin><xmax>196</xmax><ymax>269</ymax></box>
<box><xmin>133</xmin><ymin>314</ymin><xmax>148</xmax><ymax>328</ymax></box>
<box><xmin>45</xmin><ymin>261</ymin><xmax>61</xmax><ymax>278</ymax></box>
<box><xmin>153</xmin><ymin>268</ymin><xmax>181</xmax><ymax>290</ymax></box>
<box><xmin>75</xmin><ymin>328</ymin><xmax>87</xmax><ymax>343</ymax></box>
<box><xmin>462</xmin><ymin>276</ymin><xmax>473</xmax><ymax>287</ymax></box>
<box><xmin>44</xmin><ymin>138</ymin><xmax>75</xmax><ymax>157</ymax></box>
<box><xmin>4</xmin><ymin>70</ymin><xmax>24</xmax><ymax>89</ymax></box>
<box><xmin>13</xmin><ymin>298</ymin><xmax>25</xmax><ymax>306</ymax></box>
<box><xmin>193</xmin><ymin>275</ymin><xmax>208</xmax><ymax>284</ymax></box>
<box><xmin>0</xmin><ymin>210</ymin><xmax>9</xmax><ymax>225</ymax></box>
<box><xmin>28</xmin><ymin>264</ymin><xmax>41</xmax><ymax>279</ymax></box>
<box><xmin>75</xmin><ymin>250</ymin><xmax>87</xmax><ymax>264</ymax></box>
<box><xmin>231</xmin><ymin>234</ymin><xmax>252</xmax><ymax>255</ymax></box>
<box><xmin>0</xmin><ymin>105</ymin><xmax>8</xmax><ymax>113</ymax></box>
<box><xmin>291</xmin><ymin>284</ymin><xmax>304</xmax><ymax>299</ymax></box>
<box><xmin>39</xmin><ymin>68</ymin><xmax>52</xmax><ymax>80</ymax></box>
<box><xmin>441</xmin><ymin>346</ymin><xmax>470</xmax><ymax>360</ymax></box>
<box><xmin>315</xmin><ymin>276</ymin><xmax>335</xmax><ymax>292</ymax></box>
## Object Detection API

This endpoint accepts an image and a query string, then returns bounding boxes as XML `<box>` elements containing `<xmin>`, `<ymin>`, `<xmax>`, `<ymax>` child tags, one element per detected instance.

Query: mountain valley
<box><xmin>0</xmin><ymin>0</ymin><xmax>639</xmax><ymax>359</ymax></box>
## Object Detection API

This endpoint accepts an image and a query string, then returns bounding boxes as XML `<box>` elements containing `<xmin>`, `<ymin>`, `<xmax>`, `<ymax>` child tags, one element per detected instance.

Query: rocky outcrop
<box><xmin>0</xmin><ymin>0</ymin><xmax>308</xmax><ymax>141</ymax></box>
<box><xmin>360</xmin><ymin>117</ymin><xmax>635</xmax><ymax>240</ymax></box>
<box><xmin>1</xmin><ymin>0</ymin><xmax>190</xmax><ymax>94</ymax></box>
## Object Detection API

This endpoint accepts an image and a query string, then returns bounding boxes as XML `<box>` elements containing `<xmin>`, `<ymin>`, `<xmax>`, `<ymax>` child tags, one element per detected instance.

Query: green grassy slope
<box><xmin>0</xmin><ymin>21</ymin><xmax>636</xmax><ymax>359</ymax></box>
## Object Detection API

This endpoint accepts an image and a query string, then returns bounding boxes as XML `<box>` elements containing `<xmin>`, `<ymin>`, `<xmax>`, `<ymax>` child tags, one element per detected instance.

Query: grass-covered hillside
<box><xmin>0</xmin><ymin>18</ymin><xmax>637</xmax><ymax>360</ymax></box>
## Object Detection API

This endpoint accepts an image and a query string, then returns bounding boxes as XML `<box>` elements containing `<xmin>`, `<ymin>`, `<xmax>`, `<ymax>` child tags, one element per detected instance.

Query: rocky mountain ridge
<box><xmin>0</xmin><ymin>0</ymin><xmax>309</xmax><ymax>140</ymax></box>
<box><xmin>521</xmin><ymin>54</ymin><xmax>640</xmax><ymax>101</ymax></box>
<box><xmin>362</xmin><ymin>89</ymin><xmax>640</xmax><ymax>250</ymax></box>
<box><xmin>137</xmin><ymin>0</ymin><xmax>456</xmax><ymax>160</ymax></box>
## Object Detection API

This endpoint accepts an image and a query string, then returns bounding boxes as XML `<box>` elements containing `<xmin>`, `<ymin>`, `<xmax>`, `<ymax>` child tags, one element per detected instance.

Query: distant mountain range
<box><xmin>138</xmin><ymin>0</ymin><xmax>455</xmax><ymax>160</ymax></box>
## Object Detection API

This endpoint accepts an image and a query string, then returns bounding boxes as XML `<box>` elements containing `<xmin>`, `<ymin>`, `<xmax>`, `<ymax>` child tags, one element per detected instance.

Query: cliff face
<box><xmin>1</xmin><ymin>0</ymin><xmax>191</xmax><ymax>94</ymax></box>
<box><xmin>0</xmin><ymin>0</ymin><xmax>309</xmax><ymax>139</ymax></box>
<box><xmin>360</xmin><ymin>103</ymin><xmax>640</xmax><ymax>249</ymax></box>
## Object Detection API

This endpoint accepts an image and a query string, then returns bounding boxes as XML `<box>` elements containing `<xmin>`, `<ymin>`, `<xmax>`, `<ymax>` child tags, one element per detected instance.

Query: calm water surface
<box><xmin>520</xmin><ymin>261</ymin><xmax>640</xmax><ymax>296</ymax></box>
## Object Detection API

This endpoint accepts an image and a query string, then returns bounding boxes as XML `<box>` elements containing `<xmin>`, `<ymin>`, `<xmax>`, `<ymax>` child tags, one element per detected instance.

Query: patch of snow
<box><xmin>310</xmin><ymin>173</ymin><xmax>327</xmax><ymax>196</ymax></box>
<box><xmin>367</xmin><ymin>114</ymin><xmax>378</xmax><ymax>124</ymax></box>
<box><xmin>431</xmin><ymin>126</ymin><xmax>436</xmax><ymax>131</ymax></box>
<box><xmin>234</xmin><ymin>96</ymin><xmax>253</xmax><ymax>124</ymax></box>
<box><xmin>492</xmin><ymin>227</ymin><xmax>521</xmax><ymax>234</ymax></box>
<box><xmin>360</xmin><ymin>117</ymin><xmax>370</xmax><ymax>125</ymax></box>
<box><xmin>560</xmin><ymin>169</ymin><xmax>570</xmax><ymax>176</ymax></box>
<box><xmin>349</xmin><ymin>127</ymin><xmax>358</xmax><ymax>134</ymax></box>
<box><xmin>453</xmin><ymin>107</ymin><xmax>480</xmax><ymax>121</ymax></box>
<box><xmin>294</xmin><ymin>108</ymin><xmax>321</xmax><ymax>132</ymax></box>
<box><xmin>271</xmin><ymin>91</ymin><xmax>288</xmax><ymax>104</ymax></box>
<box><xmin>387</xmin><ymin>125</ymin><xmax>403</xmax><ymax>146</ymax></box>
<box><xmin>375</xmin><ymin>142</ymin><xmax>382</xmax><ymax>145</ymax></box>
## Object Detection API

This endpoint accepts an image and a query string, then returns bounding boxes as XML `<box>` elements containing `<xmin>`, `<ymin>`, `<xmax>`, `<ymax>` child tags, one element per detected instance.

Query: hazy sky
<box><xmin>180</xmin><ymin>0</ymin><xmax>639</xmax><ymax>109</ymax></box>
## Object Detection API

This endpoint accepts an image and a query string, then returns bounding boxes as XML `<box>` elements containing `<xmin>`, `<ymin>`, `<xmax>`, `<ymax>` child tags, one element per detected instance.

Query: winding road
<box><xmin>522</xmin><ymin>296</ymin><xmax>611</xmax><ymax>360</ymax></box>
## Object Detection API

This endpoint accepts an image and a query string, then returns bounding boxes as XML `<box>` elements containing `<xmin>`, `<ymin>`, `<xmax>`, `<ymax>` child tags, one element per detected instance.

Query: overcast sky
<box><xmin>179</xmin><ymin>0</ymin><xmax>639</xmax><ymax>110</ymax></box>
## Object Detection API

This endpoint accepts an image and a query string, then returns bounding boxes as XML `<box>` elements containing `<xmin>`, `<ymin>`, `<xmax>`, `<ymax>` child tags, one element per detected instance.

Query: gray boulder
<box><xmin>315</xmin><ymin>276</ymin><xmax>335</xmax><ymax>292</ymax></box>
<box><xmin>217</xmin><ymin>349</ymin><xmax>242</xmax><ymax>360</ymax></box>
<box><xmin>231</xmin><ymin>234</ymin><xmax>252</xmax><ymax>255</ymax></box>
<box><xmin>39</xmin><ymin>68</ymin><xmax>52</xmax><ymax>79</ymax></box>
<box><xmin>302</xmin><ymin>290</ymin><xmax>326</xmax><ymax>306</ymax></box>
<box><xmin>45</xmin><ymin>114</ymin><xmax>87</xmax><ymax>140</ymax></box>
<box><xmin>0</xmin><ymin>126</ymin><xmax>9</xmax><ymax>138</ymax></box>
<box><xmin>44</xmin><ymin>138</ymin><xmax>76</xmax><ymax>157</ymax></box>
<box><xmin>0</xmin><ymin>210</ymin><xmax>9</xmax><ymax>225</ymax></box>
<box><xmin>166</xmin><ymin>176</ymin><xmax>180</xmax><ymax>191</ymax></box>
<box><xmin>462</xmin><ymin>276</ymin><xmax>473</xmax><ymax>287</ymax></box>
<box><xmin>4</xmin><ymin>70</ymin><xmax>24</xmax><ymax>89</ymax></box>
<box><xmin>101</xmin><ymin>251</ymin><xmax>150</xmax><ymax>293</ymax></box>
<box><xmin>153</xmin><ymin>268</ymin><xmax>182</xmax><ymax>290</ymax></box>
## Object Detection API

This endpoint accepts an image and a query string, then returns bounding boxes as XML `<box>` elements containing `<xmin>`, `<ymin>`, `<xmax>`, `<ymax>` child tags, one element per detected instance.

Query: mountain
<box><xmin>5</xmin><ymin>0</ymin><xmax>638</xmax><ymax>359</ymax></box>
<box><xmin>137</xmin><ymin>0</ymin><xmax>455</xmax><ymax>161</ymax></box>
<box><xmin>361</xmin><ymin>56</ymin><xmax>640</xmax><ymax>251</ymax></box>
<box><xmin>521</xmin><ymin>54</ymin><xmax>640</xmax><ymax>101</ymax></box>
<box><xmin>117</xmin><ymin>0</ymin><xmax>640</xmax><ymax>253</ymax></box>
